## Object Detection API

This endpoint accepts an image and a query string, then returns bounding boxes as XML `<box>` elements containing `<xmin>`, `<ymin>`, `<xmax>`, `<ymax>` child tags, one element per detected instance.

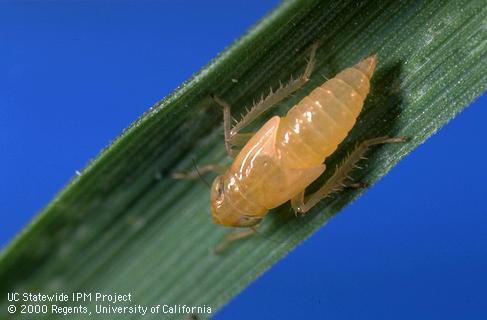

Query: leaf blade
<box><xmin>1</xmin><ymin>0</ymin><xmax>486</xmax><ymax>319</ymax></box>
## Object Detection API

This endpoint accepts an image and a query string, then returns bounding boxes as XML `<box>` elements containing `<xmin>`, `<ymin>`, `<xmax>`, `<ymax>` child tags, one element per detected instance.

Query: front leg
<box><xmin>213</xmin><ymin>227</ymin><xmax>257</xmax><ymax>254</ymax></box>
<box><xmin>292</xmin><ymin>136</ymin><xmax>407</xmax><ymax>214</ymax></box>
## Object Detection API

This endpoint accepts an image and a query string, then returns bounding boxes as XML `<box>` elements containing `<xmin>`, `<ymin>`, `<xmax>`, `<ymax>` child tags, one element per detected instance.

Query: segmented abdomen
<box><xmin>276</xmin><ymin>55</ymin><xmax>377</xmax><ymax>168</ymax></box>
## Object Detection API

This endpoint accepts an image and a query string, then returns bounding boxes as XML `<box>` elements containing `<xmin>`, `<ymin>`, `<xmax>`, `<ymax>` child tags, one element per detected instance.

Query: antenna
<box><xmin>192</xmin><ymin>158</ymin><xmax>211</xmax><ymax>189</ymax></box>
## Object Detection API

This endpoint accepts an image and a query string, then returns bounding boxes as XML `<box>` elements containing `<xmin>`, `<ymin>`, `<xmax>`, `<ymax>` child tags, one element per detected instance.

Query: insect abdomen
<box><xmin>276</xmin><ymin>55</ymin><xmax>377</xmax><ymax>168</ymax></box>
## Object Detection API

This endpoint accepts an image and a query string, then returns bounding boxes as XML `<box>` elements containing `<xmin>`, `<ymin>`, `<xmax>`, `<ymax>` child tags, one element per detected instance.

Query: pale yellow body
<box><xmin>211</xmin><ymin>56</ymin><xmax>377</xmax><ymax>227</ymax></box>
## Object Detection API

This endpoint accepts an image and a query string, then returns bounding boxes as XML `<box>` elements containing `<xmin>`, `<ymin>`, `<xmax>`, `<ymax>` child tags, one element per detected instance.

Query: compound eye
<box><xmin>216</xmin><ymin>176</ymin><xmax>225</xmax><ymax>199</ymax></box>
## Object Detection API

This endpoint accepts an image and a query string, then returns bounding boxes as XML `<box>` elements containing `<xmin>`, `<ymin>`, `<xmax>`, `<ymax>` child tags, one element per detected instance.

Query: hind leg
<box><xmin>292</xmin><ymin>136</ymin><xmax>407</xmax><ymax>214</ymax></box>
<box><xmin>212</xmin><ymin>42</ymin><xmax>319</xmax><ymax>157</ymax></box>
<box><xmin>213</xmin><ymin>227</ymin><xmax>258</xmax><ymax>254</ymax></box>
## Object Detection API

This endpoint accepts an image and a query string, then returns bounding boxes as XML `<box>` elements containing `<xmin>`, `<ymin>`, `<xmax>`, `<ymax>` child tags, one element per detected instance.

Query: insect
<box><xmin>176</xmin><ymin>43</ymin><xmax>405</xmax><ymax>234</ymax></box>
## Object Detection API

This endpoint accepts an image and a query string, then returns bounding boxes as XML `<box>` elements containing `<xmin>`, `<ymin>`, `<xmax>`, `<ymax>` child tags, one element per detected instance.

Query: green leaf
<box><xmin>1</xmin><ymin>0</ymin><xmax>485</xmax><ymax>319</ymax></box>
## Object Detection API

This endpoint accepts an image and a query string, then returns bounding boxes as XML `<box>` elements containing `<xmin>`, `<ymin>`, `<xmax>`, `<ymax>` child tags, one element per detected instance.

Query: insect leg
<box><xmin>228</xmin><ymin>132</ymin><xmax>254</xmax><ymax>147</ymax></box>
<box><xmin>214</xmin><ymin>227</ymin><xmax>257</xmax><ymax>254</ymax></box>
<box><xmin>291</xmin><ymin>136</ymin><xmax>407</xmax><ymax>214</ymax></box>
<box><xmin>212</xmin><ymin>42</ymin><xmax>319</xmax><ymax>157</ymax></box>
<box><xmin>230</xmin><ymin>42</ymin><xmax>319</xmax><ymax>136</ymax></box>
<box><xmin>210</xmin><ymin>94</ymin><xmax>235</xmax><ymax>157</ymax></box>
<box><xmin>211</xmin><ymin>94</ymin><xmax>259</xmax><ymax>156</ymax></box>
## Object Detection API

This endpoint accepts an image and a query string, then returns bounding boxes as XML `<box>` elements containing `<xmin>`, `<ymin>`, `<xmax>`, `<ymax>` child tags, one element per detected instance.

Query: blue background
<box><xmin>1</xmin><ymin>1</ymin><xmax>486</xmax><ymax>319</ymax></box>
